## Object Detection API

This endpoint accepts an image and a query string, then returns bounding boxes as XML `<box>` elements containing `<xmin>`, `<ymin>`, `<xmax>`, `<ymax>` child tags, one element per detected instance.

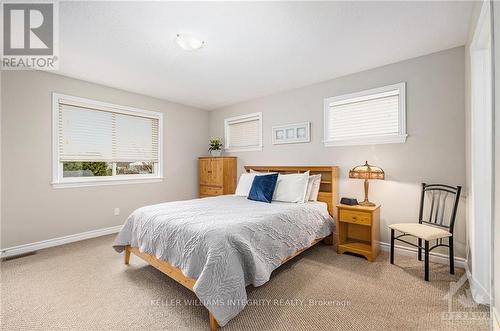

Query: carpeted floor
<box><xmin>1</xmin><ymin>235</ymin><xmax>489</xmax><ymax>331</ymax></box>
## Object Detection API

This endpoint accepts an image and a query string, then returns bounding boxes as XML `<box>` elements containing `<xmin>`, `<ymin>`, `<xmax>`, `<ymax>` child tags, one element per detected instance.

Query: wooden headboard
<box><xmin>244</xmin><ymin>166</ymin><xmax>339</xmax><ymax>218</ymax></box>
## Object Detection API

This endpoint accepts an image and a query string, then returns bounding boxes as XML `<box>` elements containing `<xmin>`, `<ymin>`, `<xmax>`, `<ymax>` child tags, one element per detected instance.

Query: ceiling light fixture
<box><xmin>175</xmin><ymin>34</ymin><xmax>205</xmax><ymax>51</ymax></box>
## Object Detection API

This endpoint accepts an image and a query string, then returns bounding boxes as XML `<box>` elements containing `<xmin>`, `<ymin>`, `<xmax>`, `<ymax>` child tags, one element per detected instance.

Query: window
<box><xmin>323</xmin><ymin>82</ymin><xmax>407</xmax><ymax>146</ymax></box>
<box><xmin>52</xmin><ymin>93</ymin><xmax>163</xmax><ymax>188</ymax></box>
<box><xmin>224</xmin><ymin>112</ymin><xmax>262</xmax><ymax>152</ymax></box>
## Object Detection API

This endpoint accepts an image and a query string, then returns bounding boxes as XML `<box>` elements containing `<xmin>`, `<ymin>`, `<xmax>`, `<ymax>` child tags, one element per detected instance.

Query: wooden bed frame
<box><xmin>123</xmin><ymin>165</ymin><xmax>338</xmax><ymax>330</ymax></box>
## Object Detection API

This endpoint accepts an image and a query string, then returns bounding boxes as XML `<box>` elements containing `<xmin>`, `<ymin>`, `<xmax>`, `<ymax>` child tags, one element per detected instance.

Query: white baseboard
<box><xmin>379</xmin><ymin>241</ymin><xmax>467</xmax><ymax>269</ymax></box>
<box><xmin>0</xmin><ymin>225</ymin><xmax>122</xmax><ymax>258</ymax></box>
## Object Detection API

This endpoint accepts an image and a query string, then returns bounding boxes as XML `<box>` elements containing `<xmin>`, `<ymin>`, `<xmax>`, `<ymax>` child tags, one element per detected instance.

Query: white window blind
<box><xmin>224</xmin><ymin>112</ymin><xmax>262</xmax><ymax>152</ymax></box>
<box><xmin>324</xmin><ymin>82</ymin><xmax>407</xmax><ymax>146</ymax></box>
<box><xmin>114</xmin><ymin>113</ymin><xmax>159</xmax><ymax>162</ymax></box>
<box><xmin>58</xmin><ymin>100</ymin><xmax>159</xmax><ymax>162</ymax></box>
<box><xmin>59</xmin><ymin>104</ymin><xmax>113</xmax><ymax>161</ymax></box>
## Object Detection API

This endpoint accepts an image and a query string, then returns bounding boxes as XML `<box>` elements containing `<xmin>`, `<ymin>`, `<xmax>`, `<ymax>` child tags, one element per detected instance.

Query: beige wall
<box><xmin>1</xmin><ymin>71</ymin><xmax>208</xmax><ymax>248</ymax></box>
<box><xmin>209</xmin><ymin>47</ymin><xmax>467</xmax><ymax>258</ymax></box>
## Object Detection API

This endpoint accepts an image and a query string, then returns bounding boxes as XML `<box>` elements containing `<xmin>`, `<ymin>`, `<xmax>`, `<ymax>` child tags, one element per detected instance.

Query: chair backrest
<box><xmin>418</xmin><ymin>183</ymin><xmax>462</xmax><ymax>233</ymax></box>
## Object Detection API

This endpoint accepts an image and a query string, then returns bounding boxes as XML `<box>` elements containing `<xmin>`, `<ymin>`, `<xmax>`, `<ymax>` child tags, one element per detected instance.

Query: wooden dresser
<box><xmin>336</xmin><ymin>204</ymin><xmax>380</xmax><ymax>262</ymax></box>
<box><xmin>198</xmin><ymin>157</ymin><xmax>237</xmax><ymax>198</ymax></box>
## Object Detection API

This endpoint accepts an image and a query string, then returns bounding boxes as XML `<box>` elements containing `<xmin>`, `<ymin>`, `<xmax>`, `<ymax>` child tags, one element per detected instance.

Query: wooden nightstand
<box><xmin>336</xmin><ymin>204</ymin><xmax>380</xmax><ymax>262</ymax></box>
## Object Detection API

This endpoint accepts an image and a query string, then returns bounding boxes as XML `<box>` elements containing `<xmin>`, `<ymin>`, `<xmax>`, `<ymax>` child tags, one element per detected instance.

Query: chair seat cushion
<box><xmin>389</xmin><ymin>223</ymin><xmax>451</xmax><ymax>241</ymax></box>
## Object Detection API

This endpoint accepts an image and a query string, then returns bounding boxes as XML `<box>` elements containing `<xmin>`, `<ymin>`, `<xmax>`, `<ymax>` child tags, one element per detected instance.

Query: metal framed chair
<box><xmin>389</xmin><ymin>183</ymin><xmax>462</xmax><ymax>281</ymax></box>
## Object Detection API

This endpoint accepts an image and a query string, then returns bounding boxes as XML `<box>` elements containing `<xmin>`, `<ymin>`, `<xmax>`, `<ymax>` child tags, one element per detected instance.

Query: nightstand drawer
<box><xmin>339</xmin><ymin>210</ymin><xmax>371</xmax><ymax>226</ymax></box>
<box><xmin>200</xmin><ymin>185</ymin><xmax>223</xmax><ymax>196</ymax></box>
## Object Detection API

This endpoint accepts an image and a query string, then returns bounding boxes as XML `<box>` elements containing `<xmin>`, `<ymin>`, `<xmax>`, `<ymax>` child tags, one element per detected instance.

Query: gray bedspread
<box><xmin>113</xmin><ymin>195</ymin><xmax>334</xmax><ymax>326</ymax></box>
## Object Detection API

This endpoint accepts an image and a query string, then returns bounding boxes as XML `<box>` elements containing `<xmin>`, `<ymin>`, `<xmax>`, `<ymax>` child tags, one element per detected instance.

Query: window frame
<box><xmin>224</xmin><ymin>112</ymin><xmax>263</xmax><ymax>152</ymax></box>
<box><xmin>323</xmin><ymin>82</ymin><xmax>407</xmax><ymax>147</ymax></box>
<box><xmin>51</xmin><ymin>93</ymin><xmax>163</xmax><ymax>188</ymax></box>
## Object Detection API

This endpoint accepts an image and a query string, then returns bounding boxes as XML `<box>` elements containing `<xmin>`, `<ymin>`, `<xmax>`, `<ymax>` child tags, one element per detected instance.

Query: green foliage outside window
<box><xmin>63</xmin><ymin>162</ymin><xmax>112</xmax><ymax>176</ymax></box>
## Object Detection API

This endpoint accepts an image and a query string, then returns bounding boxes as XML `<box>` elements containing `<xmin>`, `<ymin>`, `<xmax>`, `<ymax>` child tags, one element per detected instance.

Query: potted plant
<box><xmin>209</xmin><ymin>137</ymin><xmax>223</xmax><ymax>157</ymax></box>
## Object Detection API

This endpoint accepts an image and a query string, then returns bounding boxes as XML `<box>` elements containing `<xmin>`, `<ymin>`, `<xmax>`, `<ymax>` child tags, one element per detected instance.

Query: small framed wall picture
<box><xmin>272</xmin><ymin>122</ymin><xmax>311</xmax><ymax>144</ymax></box>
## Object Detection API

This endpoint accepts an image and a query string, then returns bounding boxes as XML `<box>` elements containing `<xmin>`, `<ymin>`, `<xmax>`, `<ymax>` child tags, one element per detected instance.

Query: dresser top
<box><xmin>198</xmin><ymin>156</ymin><xmax>237</xmax><ymax>159</ymax></box>
<box><xmin>336</xmin><ymin>204</ymin><xmax>380</xmax><ymax>212</ymax></box>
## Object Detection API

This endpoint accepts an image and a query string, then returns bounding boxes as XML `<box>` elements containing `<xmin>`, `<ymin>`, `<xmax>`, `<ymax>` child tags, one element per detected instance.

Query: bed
<box><xmin>113</xmin><ymin>166</ymin><xmax>338</xmax><ymax>330</ymax></box>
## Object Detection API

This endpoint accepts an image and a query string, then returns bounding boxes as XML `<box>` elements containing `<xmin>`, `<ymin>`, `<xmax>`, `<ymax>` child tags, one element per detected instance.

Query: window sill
<box><xmin>224</xmin><ymin>146</ymin><xmax>263</xmax><ymax>152</ymax></box>
<box><xmin>51</xmin><ymin>177</ymin><xmax>163</xmax><ymax>189</ymax></box>
<box><xmin>323</xmin><ymin>134</ymin><xmax>407</xmax><ymax>147</ymax></box>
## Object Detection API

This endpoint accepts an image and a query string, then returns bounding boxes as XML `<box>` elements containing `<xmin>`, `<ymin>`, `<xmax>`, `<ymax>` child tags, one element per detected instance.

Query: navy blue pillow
<box><xmin>248</xmin><ymin>173</ymin><xmax>279</xmax><ymax>203</ymax></box>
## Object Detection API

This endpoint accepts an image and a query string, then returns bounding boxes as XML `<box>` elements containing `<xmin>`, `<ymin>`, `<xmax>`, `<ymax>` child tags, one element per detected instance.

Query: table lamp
<box><xmin>349</xmin><ymin>161</ymin><xmax>385</xmax><ymax>206</ymax></box>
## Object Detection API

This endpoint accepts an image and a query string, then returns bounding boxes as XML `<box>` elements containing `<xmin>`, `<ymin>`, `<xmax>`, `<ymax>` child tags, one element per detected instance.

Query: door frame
<box><xmin>469</xmin><ymin>0</ymin><xmax>493</xmax><ymax>305</ymax></box>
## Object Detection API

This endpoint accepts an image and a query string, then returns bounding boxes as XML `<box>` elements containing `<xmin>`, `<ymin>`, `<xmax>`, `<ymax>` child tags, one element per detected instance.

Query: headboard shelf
<box><xmin>244</xmin><ymin>165</ymin><xmax>339</xmax><ymax>218</ymax></box>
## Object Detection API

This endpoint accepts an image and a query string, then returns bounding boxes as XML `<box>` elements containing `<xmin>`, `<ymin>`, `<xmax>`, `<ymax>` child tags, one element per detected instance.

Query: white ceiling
<box><xmin>57</xmin><ymin>1</ymin><xmax>474</xmax><ymax>110</ymax></box>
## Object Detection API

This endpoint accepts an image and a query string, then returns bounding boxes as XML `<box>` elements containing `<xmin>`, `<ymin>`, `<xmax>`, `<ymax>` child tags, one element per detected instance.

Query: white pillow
<box><xmin>307</xmin><ymin>174</ymin><xmax>322</xmax><ymax>201</ymax></box>
<box><xmin>235</xmin><ymin>173</ymin><xmax>257</xmax><ymax>196</ymax></box>
<box><xmin>273</xmin><ymin>171</ymin><xmax>310</xmax><ymax>203</ymax></box>
<box><xmin>235</xmin><ymin>172</ymin><xmax>273</xmax><ymax>196</ymax></box>
<box><xmin>305</xmin><ymin>175</ymin><xmax>314</xmax><ymax>200</ymax></box>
